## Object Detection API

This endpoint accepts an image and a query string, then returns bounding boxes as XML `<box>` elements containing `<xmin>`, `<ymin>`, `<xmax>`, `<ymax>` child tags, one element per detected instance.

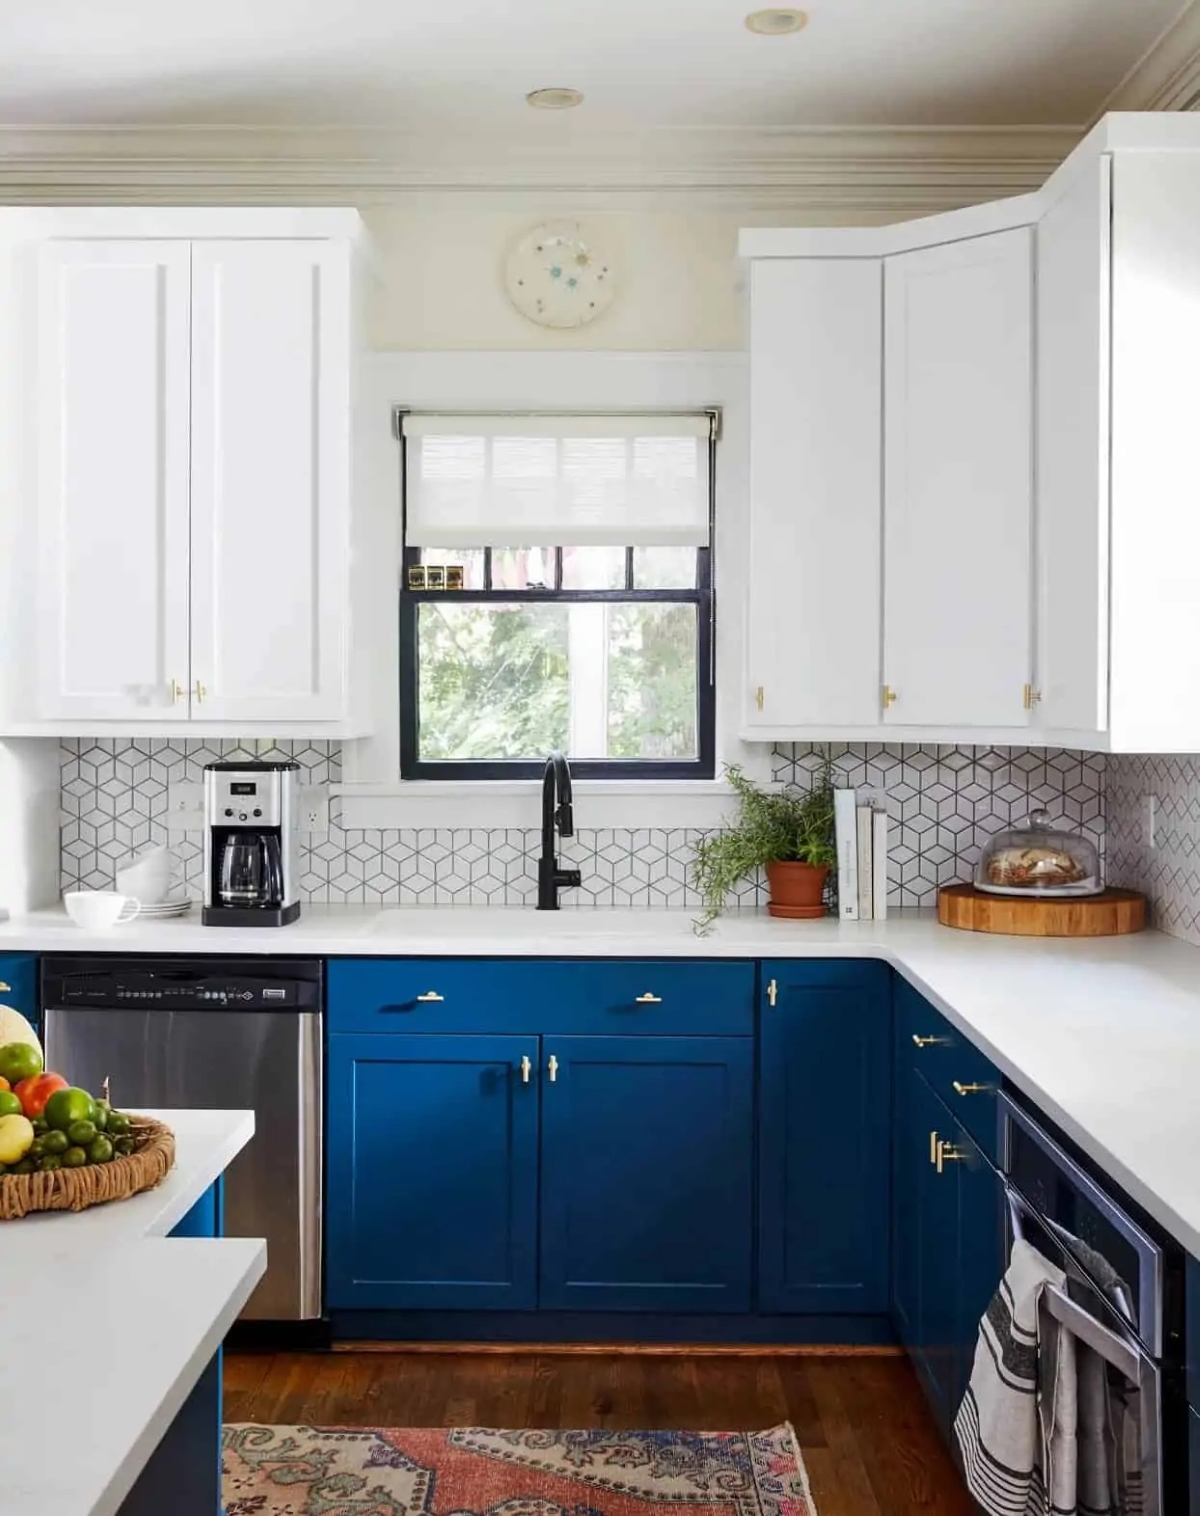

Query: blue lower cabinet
<box><xmin>326</xmin><ymin>1032</ymin><xmax>540</xmax><ymax>1311</ymax></box>
<box><xmin>914</xmin><ymin>1069</ymin><xmax>961</xmax><ymax>1428</ymax></box>
<box><xmin>952</xmin><ymin>1117</ymin><xmax>1003</xmax><ymax>1416</ymax></box>
<box><xmin>1190</xmin><ymin>1406</ymin><xmax>1200</xmax><ymax>1514</ymax></box>
<box><xmin>758</xmin><ymin>961</ymin><xmax>891</xmax><ymax>1315</ymax></box>
<box><xmin>892</xmin><ymin>1042</ymin><xmax>922</xmax><ymax>1350</ymax></box>
<box><xmin>0</xmin><ymin>953</ymin><xmax>38</xmax><ymax>1037</ymax></box>
<box><xmin>539</xmin><ymin>1035</ymin><xmax>754</xmax><ymax>1312</ymax></box>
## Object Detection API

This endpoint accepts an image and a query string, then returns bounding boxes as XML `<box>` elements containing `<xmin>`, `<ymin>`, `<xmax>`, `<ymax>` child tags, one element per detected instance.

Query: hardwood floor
<box><xmin>224</xmin><ymin>1349</ymin><xmax>975</xmax><ymax>1516</ymax></box>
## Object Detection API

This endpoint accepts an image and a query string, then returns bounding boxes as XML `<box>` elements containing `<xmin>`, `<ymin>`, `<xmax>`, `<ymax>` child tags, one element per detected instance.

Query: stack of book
<box><xmin>834</xmin><ymin>788</ymin><xmax>889</xmax><ymax>921</ymax></box>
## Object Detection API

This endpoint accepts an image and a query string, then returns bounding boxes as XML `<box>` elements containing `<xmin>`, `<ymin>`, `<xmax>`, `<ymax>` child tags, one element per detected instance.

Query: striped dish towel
<box><xmin>954</xmin><ymin>1237</ymin><xmax>1067</xmax><ymax>1515</ymax></box>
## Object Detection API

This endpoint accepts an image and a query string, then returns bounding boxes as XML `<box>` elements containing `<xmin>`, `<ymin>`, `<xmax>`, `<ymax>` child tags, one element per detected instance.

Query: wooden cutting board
<box><xmin>937</xmin><ymin>882</ymin><xmax>1146</xmax><ymax>937</ymax></box>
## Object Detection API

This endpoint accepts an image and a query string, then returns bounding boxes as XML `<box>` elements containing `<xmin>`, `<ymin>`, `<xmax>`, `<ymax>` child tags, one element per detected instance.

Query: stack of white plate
<box><xmin>135</xmin><ymin>897</ymin><xmax>193</xmax><ymax>920</ymax></box>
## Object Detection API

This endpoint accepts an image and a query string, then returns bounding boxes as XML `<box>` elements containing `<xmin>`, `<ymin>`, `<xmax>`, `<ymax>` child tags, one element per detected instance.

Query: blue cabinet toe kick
<box><xmin>328</xmin><ymin>1310</ymin><xmax>897</xmax><ymax>1347</ymax></box>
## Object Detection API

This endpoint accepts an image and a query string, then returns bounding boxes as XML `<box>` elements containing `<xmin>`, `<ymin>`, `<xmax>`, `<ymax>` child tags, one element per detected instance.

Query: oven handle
<box><xmin>1005</xmin><ymin>1184</ymin><xmax>1142</xmax><ymax>1384</ymax></box>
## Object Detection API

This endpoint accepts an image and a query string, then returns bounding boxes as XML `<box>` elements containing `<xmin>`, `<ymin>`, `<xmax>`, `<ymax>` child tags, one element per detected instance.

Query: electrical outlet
<box><xmin>299</xmin><ymin>785</ymin><xmax>330</xmax><ymax>835</ymax></box>
<box><xmin>166</xmin><ymin>782</ymin><xmax>205</xmax><ymax>833</ymax></box>
<box><xmin>1145</xmin><ymin>794</ymin><xmax>1158</xmax><ymax>849</ymax></box>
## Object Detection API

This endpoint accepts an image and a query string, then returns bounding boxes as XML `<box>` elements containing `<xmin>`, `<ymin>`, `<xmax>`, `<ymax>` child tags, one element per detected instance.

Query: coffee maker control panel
<box><xmin>207</xmin><ymin>773</ymin><xmax>283</xmax><ymax>827</ymax></box>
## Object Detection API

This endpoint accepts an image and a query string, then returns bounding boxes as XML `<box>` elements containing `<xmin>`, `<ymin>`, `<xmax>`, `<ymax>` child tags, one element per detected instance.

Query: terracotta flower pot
<box><xmin>766</xmin><ymin>860</ymin><xmax>830</xmax><ymax>920</ymax></box>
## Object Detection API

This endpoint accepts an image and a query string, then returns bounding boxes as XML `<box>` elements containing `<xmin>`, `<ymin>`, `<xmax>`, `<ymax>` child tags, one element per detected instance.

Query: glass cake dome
<box><xmin>975</xmin><ymin>809</ymin><xmax>1102</xmax><ymax>898</ymax></box>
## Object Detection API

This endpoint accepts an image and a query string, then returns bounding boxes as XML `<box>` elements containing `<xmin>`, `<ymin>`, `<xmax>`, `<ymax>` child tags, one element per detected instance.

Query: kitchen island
<box><xmin>0</xmin><ymin>1108</ymin><xmax>260</xmax><ymax>1516</ymax></box>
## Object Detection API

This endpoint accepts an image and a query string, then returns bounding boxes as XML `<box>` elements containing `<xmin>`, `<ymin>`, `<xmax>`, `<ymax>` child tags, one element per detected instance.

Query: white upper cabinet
<box><xmin>882</xmin><ymin>228</ymin><xmax>1034</xmax><ymax>729</ymax></box>
<box><xmin>190</xmin><ymin>241</ymin><xmax>351</xmax><ymax>724</ymax></box>
<box><xmin>35</xmin><ymin>241</ymin><xmax>192</xmax><ymax>721</ymax></box>
<box><xmin>1036</xmin><ymin>159</ymin><xmax>1111</xmax><ymax>735</ymax></box>
<box><xmin>15</xmin><ymin>210</ymin><xmax>365</xmax><ymax>733</ymax></box>
<box><xmin>745</xmin><ymin>258</ymin><xmax>882</xmax><ymax>733</ymax></box>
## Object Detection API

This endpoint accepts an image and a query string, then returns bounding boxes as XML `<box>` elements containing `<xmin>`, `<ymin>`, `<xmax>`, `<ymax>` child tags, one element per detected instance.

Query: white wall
<box><xmin>361</xmin><ymin>200</ymin><xmax>886</xmax><ymax>351</ymax></box>
<box><xmin>0</xmin><ymin>739</ymin><xmax>59</xmax><ymax>912</ymax></box>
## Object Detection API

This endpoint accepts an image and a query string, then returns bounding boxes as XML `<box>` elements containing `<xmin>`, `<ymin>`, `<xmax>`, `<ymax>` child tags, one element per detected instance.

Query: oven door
<box><xmin>999</xmin><ymin>1090</ymin><xmax>1163</xmax><ymax>1356</ymax></box>
<box><xmin>1003</xmin><ymin>1182</ymin><xmax>1162</xmax><ymax>1516</ymax></box>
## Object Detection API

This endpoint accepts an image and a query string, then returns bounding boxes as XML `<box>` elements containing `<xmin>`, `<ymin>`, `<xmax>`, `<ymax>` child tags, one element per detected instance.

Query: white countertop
<box><xmin>7</xmin><ymin>904</ymin><xmax>1200</xmax><ymax>1259</ymax></box>
<box><xmin>0</xmin><ymin>1108</ymin><xmax>260</xmax><ymax>1516</ymax></box>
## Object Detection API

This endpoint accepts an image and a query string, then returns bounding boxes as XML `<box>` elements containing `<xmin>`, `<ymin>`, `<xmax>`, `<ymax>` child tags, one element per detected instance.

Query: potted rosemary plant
<box><xmin>692</xmin><ymin>762</ymin><xmax>837</xmax><ymax>931</ymax></box>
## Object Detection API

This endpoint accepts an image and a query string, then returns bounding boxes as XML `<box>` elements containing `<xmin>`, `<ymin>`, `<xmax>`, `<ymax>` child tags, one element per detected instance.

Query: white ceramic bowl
<box><xmin>115</xmin><ymin>847</ymin><xmax>175</xmax><ymax>904</ymax></box>
<box><xmin>63</xmin><ymin>892</ymin><xmax>141</xmax><ymax>929</ymax></box>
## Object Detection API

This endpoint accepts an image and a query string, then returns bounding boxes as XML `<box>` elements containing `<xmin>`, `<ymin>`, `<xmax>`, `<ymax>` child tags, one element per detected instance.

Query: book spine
<box><xmin>872</xmin><ymin>808</ymin><xmax>889</xmax><ymax>921</ymax></box>
<box><xmin>856</xmin><ymin>805</ymin><xmax>874</xmax><ymax>920</ymax></box>
<box><xmin>834</xmin><ymin>788</ymin><xmax>859</xmax><ymax>921</ymax></box>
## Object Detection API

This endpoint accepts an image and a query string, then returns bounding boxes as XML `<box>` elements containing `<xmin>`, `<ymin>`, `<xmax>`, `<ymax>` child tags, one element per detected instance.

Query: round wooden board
<box><xmin>937</xmin><ymin>882</ymin><xmax>1146</xmax><ymax>937</ymax></box>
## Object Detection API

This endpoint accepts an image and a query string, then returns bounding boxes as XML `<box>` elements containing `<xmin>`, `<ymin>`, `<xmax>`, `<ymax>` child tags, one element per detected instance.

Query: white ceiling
<box><xmin>0</xmin><ymin>0</ymin><xmax>1191</xmax><ymax>132</ymax></box>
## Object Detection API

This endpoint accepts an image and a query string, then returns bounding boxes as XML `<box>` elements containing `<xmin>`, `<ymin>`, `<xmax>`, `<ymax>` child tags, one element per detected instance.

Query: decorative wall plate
<box><xmin>504</xmin><ymin>221</ymin><xmax>616</xmax><ymax>329</ymax></box>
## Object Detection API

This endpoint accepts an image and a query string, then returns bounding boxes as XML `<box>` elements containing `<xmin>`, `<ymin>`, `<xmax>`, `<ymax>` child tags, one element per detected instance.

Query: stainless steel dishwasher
<box><xmin>42</xmin><ymin>956</ymin><xmax>322</xmax><ymax>1321</ymax></box>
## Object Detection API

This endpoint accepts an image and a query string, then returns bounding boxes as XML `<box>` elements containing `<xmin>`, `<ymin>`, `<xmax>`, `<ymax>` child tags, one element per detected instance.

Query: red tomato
<box><xmin>15</xmin><ymin>1072</ymin><xmax>68</xmax><ymax>1118</ymax></box>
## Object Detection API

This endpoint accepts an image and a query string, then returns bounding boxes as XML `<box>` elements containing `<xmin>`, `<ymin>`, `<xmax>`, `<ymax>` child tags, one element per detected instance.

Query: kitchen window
<box><xmin>397</xmin><ymin>410</ymin><xmax>716</xmax><ymax>780</ymax></box>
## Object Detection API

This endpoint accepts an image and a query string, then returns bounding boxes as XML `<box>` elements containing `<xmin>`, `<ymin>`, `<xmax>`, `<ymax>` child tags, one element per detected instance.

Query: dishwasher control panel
<box><xmin>41</xmin><ymin>957</ymin><xmax>322</xmax><ymax>1011</ymax></box>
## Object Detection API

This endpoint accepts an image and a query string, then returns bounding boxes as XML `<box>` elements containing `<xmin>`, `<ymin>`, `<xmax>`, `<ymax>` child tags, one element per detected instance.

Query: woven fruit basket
<box><xmin>0</xmin><ymin>1115</ymin><xmax>175</xmax><ymax>1220</ymax></box>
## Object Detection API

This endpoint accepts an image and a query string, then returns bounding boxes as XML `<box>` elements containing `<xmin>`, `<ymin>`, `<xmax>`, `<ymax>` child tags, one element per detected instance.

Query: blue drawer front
<box><xmin>327</xmin><ymin>958</ymin><xmax>755</xmax><ymax>1037</ymax></box>
<box><xmin>0</xmin><ymin>954</ymin><xmax>39</xmax><ymax>1037</ymax></box>
<box><xmin>895</xmin><ymin>974</ymin><xmax>999</xmax><ymax>1163</ymax></box>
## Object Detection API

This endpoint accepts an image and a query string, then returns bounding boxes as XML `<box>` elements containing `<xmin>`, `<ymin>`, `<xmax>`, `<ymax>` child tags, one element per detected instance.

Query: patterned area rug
<box><xmin>221</xmin><ymin>1424</ymin><xmax>816</xmax><ymax>1516</ymax></box>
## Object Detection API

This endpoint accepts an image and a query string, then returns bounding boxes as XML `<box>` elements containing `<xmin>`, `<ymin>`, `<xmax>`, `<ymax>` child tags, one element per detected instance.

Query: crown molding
<box><xmin>0</xmin><ymin>122</ymin><xmax>1081</xmax><ymax>212</ymax></box>
<box><xmin>1096</xmin><ymin>1</ymin><xmax>1200</xmax><ymax>117</ymax></box>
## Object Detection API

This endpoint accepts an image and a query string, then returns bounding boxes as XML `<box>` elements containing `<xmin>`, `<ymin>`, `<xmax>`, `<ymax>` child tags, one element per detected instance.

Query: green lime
<box><xmin>67</xmin><ymin>1119</ymin><xmax>97</xmax><ymax>1147</ymax></box>
<box><xmin>41</xmin><ymin>1129</ymin><xmax>68</xmax><ymax>1154</ymax></box>
<box><xmin>62</xmin><ymin>1146</ymin><xmax>87</xmax><ymax>1169</ymax></box>
<box><xmin>43</xmin><ymin>1088</ymin><xmax>97</xmax><ymax>1133</ymax></box>
<box><xmin>9</xmin><ymin>1157</ymin><xmax>35</xmax><ymax>1175</ymax></box>
<box><xmin>0</xmin><ymin>1043</ymin><xmax>42</xmax><ymax>1084</ymax></box>
<box><xmin>92</xmin><ymin>1104</ymin><xmax>108</xmax><ymax>1132</ymax></box>
<box><xmin>29</xmin><ymin>1136</ymin><xmax>46</xmax><ymax>1158</ymax></box>
<box><xmin>0</xmin><ymin>1091</ymin><xmax>22</xmax><ymax>1119</ymax></box>
<box><xmin>113</xmin><ymin>1135</ymin><xmax>135</xmax><ymax>1156</ymax></box>
<box><xmin>88</xmin><ymin>1135</ymin><xmax>113</xmax><ymax>1163</ymax></box>
<box><xmin>30</xmin><ymin>1116</ymin><xmax>47</xmax><ymax>1135</ymax></box>
<box><xmin>38</xmin><ymin>1154</ymin><xmax>61</xmax><ymax>1172</ymax></box>
<box><xmin>107</xmin><ymin>1112</ymin><xmax>131</xmax><ymax>1136</ymax></box>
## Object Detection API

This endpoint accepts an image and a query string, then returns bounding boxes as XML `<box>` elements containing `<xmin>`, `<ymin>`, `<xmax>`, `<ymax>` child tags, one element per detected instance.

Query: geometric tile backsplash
<box><xmin>1107</xmin><ymin>753</ymin><xmax>1200</xmax><ymax>948</ymax></box>
<box><xmin>60</xmin><ymin>738</ymin><xmax>1108</xmax><ymax>912</ymax></box>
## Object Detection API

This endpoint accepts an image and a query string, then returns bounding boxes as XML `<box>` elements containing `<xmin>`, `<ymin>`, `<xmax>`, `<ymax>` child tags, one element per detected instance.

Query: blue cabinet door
<box><xmin>953</xmin><ymin>1116</ymin><xmax>1003</xmax><ymax>1419</ymax></box>
<box><xmin>758</xmin><ymin>960</ymin><xmax>891</xmax><ymax>1315</ymax></box>
<box><xmin>892</xmin><ymin>1055</ymin><xmax>923</xmax><ymax>1350</ymax></box>
<box><xmin>326</xmin><ymin>1033</ymin><xmax>540</xmax><ymax>1311</ymax></box>
<box><xmin>0</xmin><ymin>954</ymin><xmax>38</xmax><ymax>1037</ymax></box>
<box><xmin>539</xmin><ymin>1035</ymin><xmax>754</xmax><ymax>1312</ymax></box>
<box><xmin>913</xmin><ymin>1068</ymin><xmax>960</xmax><ymax>1429</ymax></box>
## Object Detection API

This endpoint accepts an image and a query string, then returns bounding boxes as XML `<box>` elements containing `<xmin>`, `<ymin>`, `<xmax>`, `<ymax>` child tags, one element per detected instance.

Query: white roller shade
<box><xmin>403</xmin><ymin>413</ymin><xmax>712</xmax><ymax>547</ymax></box>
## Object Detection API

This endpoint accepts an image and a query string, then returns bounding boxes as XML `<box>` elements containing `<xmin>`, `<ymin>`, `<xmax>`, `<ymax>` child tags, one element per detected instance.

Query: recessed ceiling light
<box><xmin>745</xmin><ymin>8</ymin><xmax>808</xmax><ymax>35</ymax></box>
<box><xmin>526</xmin><ymin>87</ymin><xmax>584</xmax><ymax>110</ymax></box>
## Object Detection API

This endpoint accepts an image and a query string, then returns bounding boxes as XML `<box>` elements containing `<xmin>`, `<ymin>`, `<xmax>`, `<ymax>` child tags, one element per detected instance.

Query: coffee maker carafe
<box><xmin>202</xmin><ymin>761</ymin><xmax>300</xmax><ymax>927</ymax></box>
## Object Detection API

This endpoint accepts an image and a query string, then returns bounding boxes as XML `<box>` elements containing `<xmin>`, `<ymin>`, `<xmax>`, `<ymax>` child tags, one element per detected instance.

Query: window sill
<box><xmin>334</xmin><ymin>779</ymin><xmax>739</xmax><ymax>831</ymax></box>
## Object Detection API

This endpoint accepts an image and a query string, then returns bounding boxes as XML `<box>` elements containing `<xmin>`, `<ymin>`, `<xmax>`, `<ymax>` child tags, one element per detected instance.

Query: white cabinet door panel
<box><xmin>746</xmin><ymin>258</ymin><xmax>882</xmax><ymax>729</ymax></box>
<box><xmin>883</xmin><ymin>229</ymin><xmax>1033</xmax><ymax>728</ymax></box>
<box><xmin>1036</xmin><ymin>161</ymin><xmax>1111</xmax><ymax>734</ymax></box>
<box><xmin>190</xmin><ymin>240</ymin><xmax>350</xmax><ymax>723</ymax></box>
<box><xmin>35</xmin><ymin>241</ymin><xmax>192</xmax><ymax>721</ymax></box>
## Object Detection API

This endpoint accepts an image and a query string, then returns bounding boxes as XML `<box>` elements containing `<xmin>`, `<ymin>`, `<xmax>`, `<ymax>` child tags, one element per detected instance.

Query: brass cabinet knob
<box><xmin>170</xmin><ymin>678</ymin><xmax>185</xmax><ymax>704</ymax></box>
<box><xmin>416</xmin><ymin>991</ymin><xmax>444</xmax><ymax>1003</ymax></box>
<box><xmin>882</xmin><ymin>685</ymin><xmax>898</xmax><ymax>708</ymax></box>
<box><xmin>194</xmin><ymin>681</ymin><xmax>207</xmax><ymax>704</ymax></box>
<box><xmin>547</xmin><ymin>1054</ymin><xmax>559</xmax><ymax>1083</ymax></box>
<box><xmin>952</xmin><ymin>1080</ymin><xmax>991</xmax><ymax>1096</ymax></box>
<box><xmin>936</xmin><ymin>1140</ymin><xmax>967</xmax><ymax>1174</ymax></box>
<box><xmin>520</xmin><ymin>1055</ymin><xmax>532</xmax><ymax>1085</ymax></box>
<box><xmin>635</xmin><ymin>993</ymin><xmax>662</xmax><ymax>1004</ymax></box>
<box><xmin>912</xmin><ymin>1034</ymin><xmax>949</xmax><ymax>1048</ymax></box>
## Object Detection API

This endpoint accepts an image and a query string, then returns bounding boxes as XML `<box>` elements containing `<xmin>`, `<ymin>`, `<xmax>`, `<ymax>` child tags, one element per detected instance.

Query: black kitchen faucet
<box><xmin>537</xmin><ymin>750</ymin><xmax>582</xmax><ymax>910</ymax></box>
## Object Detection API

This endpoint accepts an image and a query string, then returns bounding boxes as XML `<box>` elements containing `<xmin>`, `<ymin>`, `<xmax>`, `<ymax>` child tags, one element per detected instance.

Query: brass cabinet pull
<box><xmin>520</xmin><ymin>1056</ymin><xmax>532</xmax><ymax>1085</ymax></box>
<box><xmin>767</xmin><ymin>978</ymin><xmax>777</xmax><ymax>1008</ymax></box>
<box><xmin>547</xmin><ymin>1054</ymin><xmax>559</xmax><ymax>1083</ymax></box>
<box><xmin>936</xmin><ymin>1140</ymin><xmax>967</xmax><ymax>1175</ymax></box>
<box><xmin>1023</xmin><ymin>684</ymin><xmax>1042</xmax><ymax>711</ymax></box>
<box><xmin>929</xmin><ymin>1130</ymin><xmax>939</xmax><ymax>1165</ymax></box>
<box><xmin>635</xmin><ymin>993</ymin><xmax>662</xmax><ymax>1004</ymax></box>
<box><xmin>194</xmin><ymin>681</ymin><xmax>207</xmax><ymax>704</ymax></box>
<box><xmin>170</xmin><ymin>678</ymin><xmax>184</xmax><ymax>704</ymax></box>
<box><xmin>912</xmin><ymin>1034</ymin><xmax>949</xmax><ymax>1048</ymax></box>
<box><xmin>416</xmin><ymin>991</ymin><xmax>444</xmax><ymax>1003</ymax></box>
<box><xmin>0</xmin><ymin>982</ymin><xmax>10</xmax><ymax>994</ymax></box>
<box><xmin>882</xmin><ymin>685</ymin><xmax>898</xmax><ymax>708</ymax></box>
<box><xmin>952</xmin><ymin>1080</ymin><xmax>991</xmax><ymax>1096</ymax></box>
<box><xmin>755</xmin><ymin>685</ymin><xmax>765</xmax><ymax>710</ymax></box>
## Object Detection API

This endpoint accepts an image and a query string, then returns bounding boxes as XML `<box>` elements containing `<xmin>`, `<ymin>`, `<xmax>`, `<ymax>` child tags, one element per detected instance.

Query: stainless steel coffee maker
<box><xmin>202</xmin><ymin>761</ymin><xmax>301</xmax><ymax>927</ymax></box>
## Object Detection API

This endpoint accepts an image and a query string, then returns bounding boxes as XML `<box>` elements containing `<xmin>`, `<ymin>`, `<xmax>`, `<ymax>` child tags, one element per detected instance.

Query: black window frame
<box><xmin>398</xmin><ymin>425</ymin><xmax>717</xmax><ymax>782</ymax></box>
